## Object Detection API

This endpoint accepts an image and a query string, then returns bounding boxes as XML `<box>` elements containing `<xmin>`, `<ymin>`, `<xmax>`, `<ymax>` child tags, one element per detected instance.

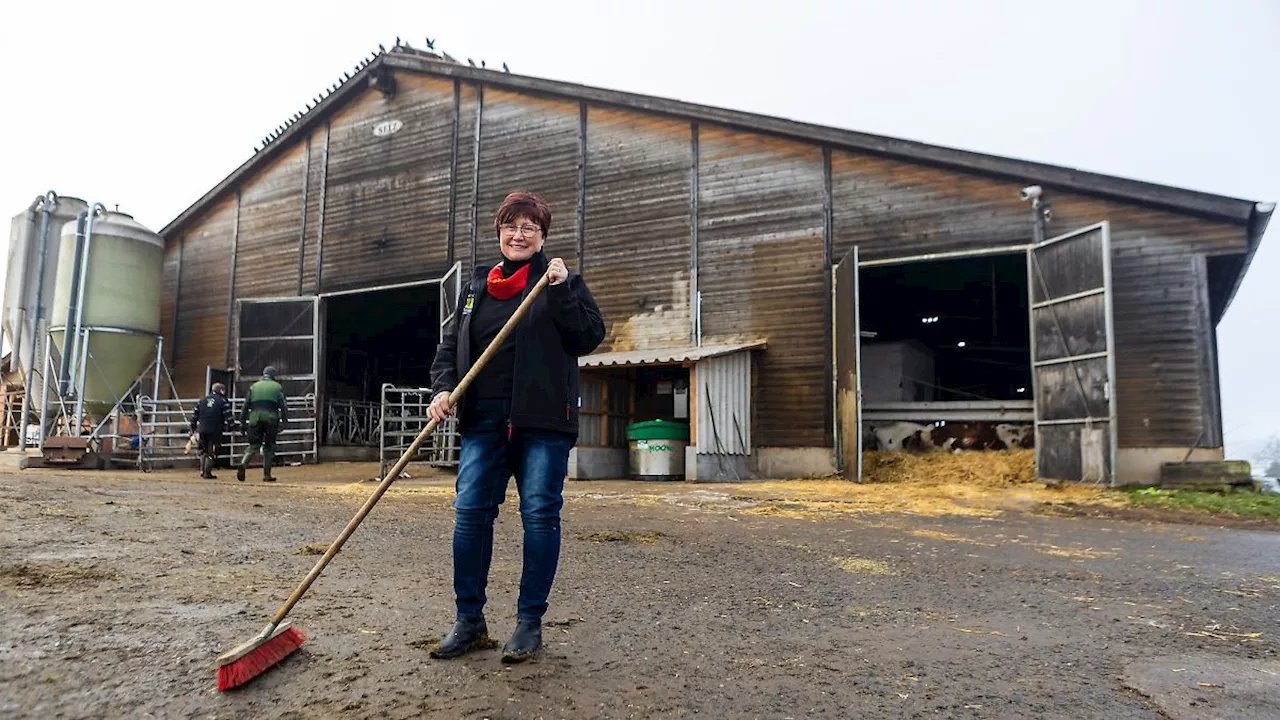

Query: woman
<box><xmin>426</xmin><ymin>190</ymin><xmax>605</xmax><ymax>663</ymax></box>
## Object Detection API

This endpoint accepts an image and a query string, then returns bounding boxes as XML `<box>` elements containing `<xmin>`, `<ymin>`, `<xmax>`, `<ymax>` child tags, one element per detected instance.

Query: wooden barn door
<box><xmin>832</xmin><ymin>247</ymin><xmax>863</xmax><ymax>480</ymax></box>
<box><xmin>233</xmin><ymin>296</ymin><xmax>320</xmax><ymax>463</ymax></box>
<box><xmin>1027</xmin><ymin>222</ymin><xmax>1117</xmax><ymax>484</ymax></box>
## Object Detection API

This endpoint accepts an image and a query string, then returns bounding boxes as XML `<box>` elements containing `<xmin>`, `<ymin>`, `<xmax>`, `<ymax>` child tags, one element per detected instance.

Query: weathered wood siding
<box><xmin>453</xmin><ymin>83</ymin><xmax>478</xmax><ymax>269</ymax></box>
<box><xmin>171</xmin><ymin>196</ymin><xmax>235</xmax><ymax>396</ymax></box>
<box><xmin>585</xmin><ymin>107</ymin><xmax>692</xmax><ymax>353</ymax></box>
<box><xmin>830</xmin><ymin>151</ymin><xmax>1246</xmax><ymax>449</ymax></box>
<box><xmin>159</xmin><ymin>66</ymin><xmax>1248</xmax><ymax>452</ymax></box>
<box><xmin>233</xmin><ymin>143</ymin><xmax>306</xmax><ymax>300</ymax></box>
<box><xmin>159</xmin><ymin>239</ymin><xmax>180</xmax><ymax>370</ymax></box>
<box><xmin>473</xmin><ymin>89</ymin><xmax>580</xmax><ymax>268</ymax></box>
<box><xmin>318</xmin><ymin>75</ymin><xmax>456</xmax><ymax>293</ymax></box>
<box><xmin>698</xmin><ymin>127</ymin><xmax>826</xmax><ymax>447</ymax></box>
<box><xmin>299</xmin><ymin>127</ymin><xmax>326</xmax><ymax>295</ymax></box>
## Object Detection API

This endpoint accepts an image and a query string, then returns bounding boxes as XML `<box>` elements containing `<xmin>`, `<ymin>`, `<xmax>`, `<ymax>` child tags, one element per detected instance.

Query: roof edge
<box><xmin>1217</xmin><ymin>201</ymin><xmax>1276</xmax><ymax>320</ymax></box>
<box><xmin>162</xmin><ymin>48</ymin><xmax>1264</xmax><ymax>241</ymax></box>
<box><xmin>385</xmin><ymin>53</ymin><xmax>1260</xmax><ymax>225</ymax></box>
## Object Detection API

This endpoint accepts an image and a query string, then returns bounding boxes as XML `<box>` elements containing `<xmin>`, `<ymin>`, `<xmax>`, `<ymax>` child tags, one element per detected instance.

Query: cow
<box><xmin>863</xmin><ymin>421</ymin><xmax>1035</xmax><ymax>452</ymax></box>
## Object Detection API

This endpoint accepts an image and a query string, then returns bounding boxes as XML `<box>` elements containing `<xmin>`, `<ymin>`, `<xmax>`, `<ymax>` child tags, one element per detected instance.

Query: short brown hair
<box><xmin>494</xmin><ymin>191</ymin><xmax>551</xmax><ymax>237</ymax></box>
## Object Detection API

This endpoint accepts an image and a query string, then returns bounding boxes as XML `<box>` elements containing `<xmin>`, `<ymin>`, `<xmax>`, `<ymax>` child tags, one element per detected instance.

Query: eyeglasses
<box><xmin>500</xmin><ymin>223</ymin><xmax>542</xmax><ymax>238</ymax></box>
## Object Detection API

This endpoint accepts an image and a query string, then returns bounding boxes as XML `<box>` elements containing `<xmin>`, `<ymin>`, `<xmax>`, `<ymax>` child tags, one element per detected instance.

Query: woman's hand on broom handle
<box><xmin>428</xmin><ymin>392</ymin><xmax>454</xmax><ymax>423</ymax></box>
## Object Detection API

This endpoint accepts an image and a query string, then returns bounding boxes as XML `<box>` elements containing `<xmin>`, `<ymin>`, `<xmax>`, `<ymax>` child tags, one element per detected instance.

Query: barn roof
<box><xmin>161</xmin><ymin>45</ymin><xmax>1273</xmax><ymax>317</ymax></box>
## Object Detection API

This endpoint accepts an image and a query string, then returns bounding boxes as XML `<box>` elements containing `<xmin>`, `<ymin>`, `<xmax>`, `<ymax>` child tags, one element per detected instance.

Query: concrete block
<box><xmin>754</xmin><ymin>447</ymin><xmax>836</xmax><ymax>479</ymax></box>
<box><xmin>569</xmin><ymin>447</ymin><xmax>628</xmax><ymax>480</ymax></box>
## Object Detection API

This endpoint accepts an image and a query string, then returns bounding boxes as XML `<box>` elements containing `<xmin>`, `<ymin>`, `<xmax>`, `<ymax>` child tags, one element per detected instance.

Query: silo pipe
<box><xmin>17</xmin><ymin>191</ymin><xmax>57</xmax><ymax>449</ymax></box>
<box><xmin>58</xmin><ymin>211</ymin><xmax>88</xmax><ymax>397</ymax></box>
<box><xmin>71</xmin><ymin>204</ymin><xmax>110</xmax><ymax>433</ymax></box>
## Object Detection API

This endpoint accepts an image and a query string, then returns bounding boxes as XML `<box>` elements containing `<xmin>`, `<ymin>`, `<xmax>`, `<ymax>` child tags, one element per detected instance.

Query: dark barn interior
<box><xmin>324</xmin><ymin>285</ymin><xmax>439</xmax><ymax>404</ymax></box>
<box><xmin>860</xmin><ymin>253</ymin><xmax>1032</xmax><ymax>402</ymax></box>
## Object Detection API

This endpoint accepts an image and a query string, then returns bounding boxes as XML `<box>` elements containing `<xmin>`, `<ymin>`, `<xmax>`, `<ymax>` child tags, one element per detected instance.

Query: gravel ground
<box><xmin>1</xmin><ymin>463</ymin><xmax>1277</xmax><ymax>719</ymax></box>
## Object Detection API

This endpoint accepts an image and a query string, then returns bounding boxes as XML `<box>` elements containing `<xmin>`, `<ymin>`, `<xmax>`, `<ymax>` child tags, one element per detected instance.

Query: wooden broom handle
<box><xmin>269</xmin><ymin>272</ymin><xmax>552</xmax><ymax>627</ymax></box>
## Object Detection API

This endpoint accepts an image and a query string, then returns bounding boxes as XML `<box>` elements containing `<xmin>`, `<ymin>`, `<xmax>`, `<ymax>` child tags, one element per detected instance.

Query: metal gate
<box><xmin>379</xmin><ymin>384</ymin><xmax>459</xmax><ymax>475</ymax></box>
<box><xmin>1028</xmin><ymin>222</ymin><xmax>1117</xmax><ymax>484</ymax></box>
<box><xmin>832</xmin><ymin>247</ymin><xmax>862</xmax><ymax>480</ymax></box>
<box><xmin>234</xmin><ymin>297</ymin><xmax>319</xmax><ymax>463</ymax></box>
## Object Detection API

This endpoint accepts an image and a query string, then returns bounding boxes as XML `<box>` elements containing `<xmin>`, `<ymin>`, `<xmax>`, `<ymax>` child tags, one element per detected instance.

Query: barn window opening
<box><xmin>859</xmin><ymin>252</ymin><xmax>1034</xmax><ymax>452</ymax></box>
<box><xmin>323</xmin><ymin>285</ymin><xmax>439</xmax><ymax>446</ymax></box>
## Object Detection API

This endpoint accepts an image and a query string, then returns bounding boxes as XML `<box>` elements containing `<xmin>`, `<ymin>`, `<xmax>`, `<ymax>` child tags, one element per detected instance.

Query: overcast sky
<box><xmin>1</xmin><ymin>0</ymin><xmax>1276</xmax><ymax>461</ymax></box>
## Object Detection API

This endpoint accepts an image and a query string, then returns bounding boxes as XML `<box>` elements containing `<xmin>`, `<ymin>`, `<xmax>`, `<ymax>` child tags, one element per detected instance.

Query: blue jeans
<box><xmin>453</xmin><ymin>399</ymin><xmax>573</xmax><ymax>623</ymax></box>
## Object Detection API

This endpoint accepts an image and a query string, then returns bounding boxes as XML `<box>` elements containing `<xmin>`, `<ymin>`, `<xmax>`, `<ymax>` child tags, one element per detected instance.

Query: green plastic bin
<box><xmin>626</xmin><ymin>420</ymin><xmax>689</xmax><ymax>481</ymax></box>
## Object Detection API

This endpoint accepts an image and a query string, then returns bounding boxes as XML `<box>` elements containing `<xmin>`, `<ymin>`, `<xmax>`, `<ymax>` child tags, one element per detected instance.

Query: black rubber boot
<box><xmin>429</xmin><ymin>616</ymin><xmax>489</xmax><ymax>660</ymax></box>
<box><xmin>501</xmin><ymin>619</ymin><xmax>542</xmax><ymax>664</ymax></box>
<box><xmin>236</xmin><ymin>465</ymin><xmax>246</xmax><ymax>482</ymax></box>
<box><xmin>262</xmin><ymin>454</ymin><xmax>275</xmax><ymax>482</ymax></box>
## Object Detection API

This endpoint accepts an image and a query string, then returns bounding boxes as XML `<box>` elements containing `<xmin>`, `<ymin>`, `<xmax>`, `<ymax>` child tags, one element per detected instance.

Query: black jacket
<box><xmin>430</xmin><ymin>252</ymin><xmax>606</xmax><ymax>436</ymax></box>
<box><xmin>191</xmin><ymin>392</ymin><xmax>234</xmax><ymax>434</ymax></box>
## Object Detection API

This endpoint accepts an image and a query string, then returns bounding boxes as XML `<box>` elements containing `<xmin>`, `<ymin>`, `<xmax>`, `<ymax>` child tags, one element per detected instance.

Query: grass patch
<box><xmin>1123</xmin><ymin>488</ymin><xmax>1280</xmax><ymax>520</ymax></box>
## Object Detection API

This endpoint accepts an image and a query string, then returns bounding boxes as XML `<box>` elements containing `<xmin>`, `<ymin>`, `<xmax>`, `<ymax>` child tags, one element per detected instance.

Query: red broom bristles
<box><xmin>216</xmin><ymin>626</ymin><xmax>307</xmax><ymax>691</ymax></box>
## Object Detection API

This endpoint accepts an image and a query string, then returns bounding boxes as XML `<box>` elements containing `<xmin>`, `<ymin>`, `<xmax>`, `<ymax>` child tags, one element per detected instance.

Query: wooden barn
<box><xmin>158</xmin><ymin>44</ymin><xmax>1272</xmax><ymax>485</ymax></box>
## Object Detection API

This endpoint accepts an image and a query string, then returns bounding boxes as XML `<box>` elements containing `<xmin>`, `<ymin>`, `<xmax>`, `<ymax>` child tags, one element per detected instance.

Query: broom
<box><xmin>216</xmin><ymin>272</ymin><xmax>551</xmax><ymax>691</ymax></box>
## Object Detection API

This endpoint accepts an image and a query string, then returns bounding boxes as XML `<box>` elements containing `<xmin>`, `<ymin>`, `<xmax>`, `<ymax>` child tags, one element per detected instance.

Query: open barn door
<box><xmin>439</xmin><ymin>261</ymin><xmax>463</xmax><ymax>335</ymax></box>
<box><xmin>832</xmin><ymin>247</ymin><xmax>863</xmax><ymax>480</ymax></box>
<box><xmin>234</xmin><ymin>296</ymin><xmax>320</xmax><ymax>463</ymax></box>
<box><xmin>1028</xmin><ymin>222</ymin><xmax>1117</xmax><ymax>484</ymax></box>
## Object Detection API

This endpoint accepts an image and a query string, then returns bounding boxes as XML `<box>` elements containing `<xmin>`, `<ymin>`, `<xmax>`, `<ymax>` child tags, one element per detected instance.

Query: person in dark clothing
<box><xmin>189</xmin><ymin>382</ymin><xmax>234</xmax><ymax>479</ymax></box>
<box><xmin>426</xmin><ymin>190</ymin><xmax>605</xmax><ymax>664</ymax></box>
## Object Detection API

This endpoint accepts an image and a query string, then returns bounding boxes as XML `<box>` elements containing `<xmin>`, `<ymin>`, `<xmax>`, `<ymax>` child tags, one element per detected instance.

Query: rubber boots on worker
<box><xmin>262</xmin><ymin>454</ymin><xmax>275</xmax><ymax>482</ymax></box>
<box><xmin>501</xmin><ymin>619</ymin><xmax>542</xmax><ymax>663</ymax></box>
<box><xmin>236</xmin><ymin>464</ymin><xmax>246</xmax><ymax>482</ymax></box>
<box><xmin>429</xmin><ymin>616</ymin><xmax>490</xmax><ymax>660</ymax></box>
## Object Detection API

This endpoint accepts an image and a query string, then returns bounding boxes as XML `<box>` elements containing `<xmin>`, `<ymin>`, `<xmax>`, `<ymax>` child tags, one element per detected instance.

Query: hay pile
<box><xmin>862</xmin><ymin>449</ymin><xmax>1037</xmax><ymax>487</ymax></box>
<box><xmin>735</xmin><ymin>448</ymin><xmax>1119</xmax><ymax>518</ymax></box>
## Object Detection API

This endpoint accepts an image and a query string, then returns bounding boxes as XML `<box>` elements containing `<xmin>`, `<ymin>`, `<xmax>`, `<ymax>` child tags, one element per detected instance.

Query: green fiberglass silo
<box><xmin>49</xmin><ymin>206</ymin><xmax>164</xmax><ymax>426</ymax></box>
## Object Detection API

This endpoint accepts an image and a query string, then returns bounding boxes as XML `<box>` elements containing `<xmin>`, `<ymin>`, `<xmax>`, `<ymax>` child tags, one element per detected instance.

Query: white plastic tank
<box><xmin>4</xmin><ymin>193</ymin><xmax>89</xmax><ymax>381</ymax></box>
<box><xmin>49</xmin><ymin>207</ymin><xmax>164</xmax><ymax>421</ymax></box>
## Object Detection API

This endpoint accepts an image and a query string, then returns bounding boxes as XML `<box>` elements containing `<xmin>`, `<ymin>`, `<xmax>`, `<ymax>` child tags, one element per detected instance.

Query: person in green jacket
<box><xmin>237</xmin><ymin>365</ymin><xmax>288</xmax><ymax>483</ymax></box>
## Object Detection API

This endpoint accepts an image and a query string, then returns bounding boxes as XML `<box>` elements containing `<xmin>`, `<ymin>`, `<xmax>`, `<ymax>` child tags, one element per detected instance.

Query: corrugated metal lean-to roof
<box><xmin>578</xmin><ymin>339</ymin><xmax>767</xmax><ymax>368</ymax></box>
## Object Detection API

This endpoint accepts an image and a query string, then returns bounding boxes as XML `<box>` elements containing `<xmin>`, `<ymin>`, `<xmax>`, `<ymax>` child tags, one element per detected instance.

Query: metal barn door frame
<box><xmin>439</xmin><ymin>261</ymin><xmax>463</xmax><ymax>335</ymax></box>
<box><xmin>1027</xmin><ymin>221</ymin><xmax>1118</xmax><ymax>484</ymax></box>
<box><xmin>832</xmin><ymin>247</ymin><xmax>862</xmax><ymax>480</ymax></box>
<box><xmin>233</xmin><ymin>296</ymin><xmax>321</xmax><ymax>463</ymax></box>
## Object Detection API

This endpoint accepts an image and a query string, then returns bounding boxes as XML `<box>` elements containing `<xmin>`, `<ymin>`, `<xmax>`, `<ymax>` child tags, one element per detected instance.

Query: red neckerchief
<box><xmin>486</xmin><ymin>261</ymin><xmax>530</xmax><ymax>300</ymax></box>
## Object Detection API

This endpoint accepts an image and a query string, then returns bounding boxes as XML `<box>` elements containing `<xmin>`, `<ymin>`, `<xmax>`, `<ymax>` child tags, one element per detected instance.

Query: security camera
<box><xmin>1019</xmin><ymin>185</ymin><xmax>1042</xmax><ymax>201</ymax></box>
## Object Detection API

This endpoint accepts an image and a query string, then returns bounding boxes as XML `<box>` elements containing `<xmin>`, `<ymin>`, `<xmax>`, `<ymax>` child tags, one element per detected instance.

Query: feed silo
<box><xmin>48</xmin><ymin>204</ymin><xmax>164</xmax><ymax>427</ymax></box>
<box><xmin>4</xmin><ymin>193</ymin><xmax>89</xmax><ymax>384</ymax></box>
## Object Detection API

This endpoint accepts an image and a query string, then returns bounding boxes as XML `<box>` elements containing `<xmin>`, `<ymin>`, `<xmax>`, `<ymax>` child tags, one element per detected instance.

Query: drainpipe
<box><xmin>69</xmin><ymin>204</ymin><xmax>106</xmax><ymax>433</ymax></box>
<box><xmin>59</xmin><ymin>211</ymin><xmax>88</xmax><ymax>397</ymax></box>
<box><xmin>18</xmin><ymin>191</ymin><xmax>57</xmax><ymax>449</ymax></box>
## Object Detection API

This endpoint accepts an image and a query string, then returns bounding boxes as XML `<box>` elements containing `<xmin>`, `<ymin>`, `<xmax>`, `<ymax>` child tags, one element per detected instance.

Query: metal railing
<box><xmin>380</xmin><ymin>384</ymin><xmax>459</xmax><ymax>476</ymax></box>
<box><xmin>130</xmin><ymin>394</ymin><xmax>317</xmax><ymax>471</ymax></box>
<box><xmin>324</xmin><ymin>398</ymin><xmax>381</xmax><ymax>446</ymax></box>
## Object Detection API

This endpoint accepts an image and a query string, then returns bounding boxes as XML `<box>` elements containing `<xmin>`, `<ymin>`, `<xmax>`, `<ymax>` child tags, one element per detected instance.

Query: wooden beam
<box><xmin>689</xmin><ymin>121</ymin><xmax>700</xmax><ymax>344</ymax></box>
<box><xmin>576</xmin><ymin>101</ymin><xmax>587</xmax><ymax>272</ymax></box>
<box><xmin>468</xmin><ymin>85</ymin><xmax>485</xmax><ymax>268</ymax></box>
<box><xmin>224</xmin><ymin>192</ymin><xmax>241</xmax><ymax>368</ymax></box>
<box><xmin>446</xmin><ymin>79</ymin><xmax>461</xmax><ymax>267</ymax></box>
<box><xmin>171</xmin><ymin>233</ymin><xmax>184</xmax><ymax>368</ymax></box>
<box><xmin>314</xmin><ymin>121</ymin><xmax>331</xmax><ymax>293</ymax></box>
<box><xmin>297</xmin><ymin>134</ymin><xmax>311</xmax><ymax>296</ymax></box>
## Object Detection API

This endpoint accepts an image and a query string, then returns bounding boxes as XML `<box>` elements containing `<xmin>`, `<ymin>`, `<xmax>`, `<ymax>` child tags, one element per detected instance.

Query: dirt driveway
<box><xmin>2</xmin><ymin>464</ymin><xmax>1277</xmax><ymax>719</ymax></box>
